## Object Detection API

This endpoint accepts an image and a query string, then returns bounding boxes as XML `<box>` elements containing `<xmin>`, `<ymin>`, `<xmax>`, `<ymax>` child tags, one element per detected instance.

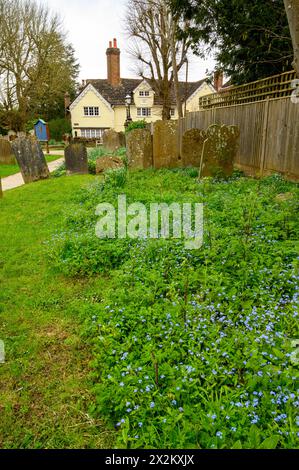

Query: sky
<box><xmin>39</xmin><ymin>0</ymin><xmax>216</xmax><ymax>84</ymax></box>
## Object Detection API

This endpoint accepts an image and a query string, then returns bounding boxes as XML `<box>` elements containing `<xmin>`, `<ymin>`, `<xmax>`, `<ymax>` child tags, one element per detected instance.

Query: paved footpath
<box><xmin>1</xmin><ymin>155</ymin><xmax>64</xmax><ymax>192</ymax></box>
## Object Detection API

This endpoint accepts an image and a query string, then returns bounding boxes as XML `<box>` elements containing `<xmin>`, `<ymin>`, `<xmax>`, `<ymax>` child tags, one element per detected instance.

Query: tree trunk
<box><xmin>284</xmin><ymin>0</ymin><xmax>299</xmax><ymax>77</ymax></box>
<box><xmin>171</xmin><ymin>20</ymin><xmax>183</xmax><ymax>118</ymax></box>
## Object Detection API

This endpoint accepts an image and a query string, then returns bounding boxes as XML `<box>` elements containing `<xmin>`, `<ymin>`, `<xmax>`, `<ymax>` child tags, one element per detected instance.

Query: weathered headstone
<box><xmin>96</xmin><ymin>156</ymin><xmax>124</xmax><ymax>174</ymax></box>
<box><xmin>11</xmin><ymin>137</ymin><xmax>49</xmax><ymax>183</ymax></box>
<box><xmin>181</xmin><ymin>128</ymin><xmax>206</xmax><ymax>167</ymax></box>
<box><xmin>103</xmin><ymin>129</ymin><xmax>123</xmax><ymax>152</ymax></box>
<box><xmin>126</xmin><ymin>129</ymin><xmax>153</xmax><ymax>169</ymax></box>
<box><xmin>201</xmin><ymin>124</ymin><xmax>239</xmax><ymax>177</ymax></box>
<box><xmin>65</xmin><ymin>143</ymin><xmax>88</xmax><ymax>175</ymax></box>
<box><xmin>153</xmin><ymin>120</ymin><xmax>180</xmax><ymax>169</ymax></box>
<box><xmin>0</xmin><ymin>138</ymin><xmax>15</xmax><ymax>164</ymax></box>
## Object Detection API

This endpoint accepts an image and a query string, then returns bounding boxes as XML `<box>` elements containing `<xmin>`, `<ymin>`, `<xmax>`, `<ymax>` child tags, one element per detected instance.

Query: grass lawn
<box><xmin>0</xmin><ymin>169</ymin><xmax>298</xmax><ymax>449</ymax></box>
<box><xmin>0</xmin><ymin>175</ymin><xmax>114</xmax><ymax>448</ymax></box>
<box><xmin>0</xmin><ymin>155</ymin><xmax>62</xmax><ymax>178</ymax></box>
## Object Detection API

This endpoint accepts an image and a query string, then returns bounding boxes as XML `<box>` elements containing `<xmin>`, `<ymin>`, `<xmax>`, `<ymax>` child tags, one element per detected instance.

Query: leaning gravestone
<box><xmin>12</xmin><ymin>137</ymin><xmax>49</xmax><ymax>183</ymax></box>
<box><xmin>181</xmin><ymin>128</ymin><xmax>206</xmax><ymax>167</ymax></box>
<box><xmin>0</xmin><ymin>138</ymin><xmax>15</xmax><ymax>164</ymax></box>
<box><xmin>65</xmin><ymin>143</ymin><xmax>88</xmax><ymax>175</ymax></box>
<box><xmin>153</xmin><ymin>120</ymin><xmax>180</xmax><ymax>169</ymax></box>
<box><xmin>126</xmin><ymin>128</ymin><xmax>153</xmax><ymax>169</ymax></box>
<box><xmin>201</xmin><ymin>124</ymin><xmax>240</xmax><ymax>177</ymax></box>
<box><xmin>103</xmin><ymin>129</ymin><xmax>123</xmax><ymax>152</ymax></box>
<box><xmin>96</xmin><ymin>156</ymin><xmax>124</xmax><ymax>174</ymax></box>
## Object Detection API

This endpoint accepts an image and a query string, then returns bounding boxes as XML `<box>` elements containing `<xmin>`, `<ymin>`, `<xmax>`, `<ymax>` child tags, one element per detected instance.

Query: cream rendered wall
<box><xmin>133</xmin><ymin>81</ymin><xmax>154</xmax><ymax>108</ymax></box>
<box><xmin>71</xmin><ymin>88</ymin><xmax>114</xmax><ymax>137</ymax></box>
<box><xmin>114</xmin><ymin>105</ymin><xmax>164</xmax><ymax>131</ymax></box>
<box><xmin>185</xmin><ymin>83</ymin><xmax>215</xmax><ymax>113</ymax></box>
<box><xmin>113</xmin><ymin>106</ymin><xmax>127</xmax><ymax>132</ymax></box>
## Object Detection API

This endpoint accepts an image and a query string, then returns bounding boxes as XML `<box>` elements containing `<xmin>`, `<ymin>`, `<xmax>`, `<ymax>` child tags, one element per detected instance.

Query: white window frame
<box><xmin>139</xmin><ymin>90</ymin><xmax>150</xmax><ymax>97</ymax></box>
<box><xmin>83</xmin><ymin>106</ymin><xmax>99</xmax><ymax>116</ymax></box>
<box><xmin>137</xmin><ymin>107</ymin><xmax>151</xmax><ymax>117</ymax></box>
<box><xmin>80</xmin><ymin>128</ymin><xmax>104</xmax><ymax>139</ymax></box>
<box><xmin>170</xmin><ymin>108</ymin><xmax>175</xmax><ymax>117</ymax></box>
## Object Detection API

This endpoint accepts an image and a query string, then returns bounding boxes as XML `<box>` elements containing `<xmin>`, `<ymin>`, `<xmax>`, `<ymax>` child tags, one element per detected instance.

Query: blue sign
<box><xmin>34</xmin><ymin>119</ymin><xmax>49</xmax><ymax>141</ymax></box>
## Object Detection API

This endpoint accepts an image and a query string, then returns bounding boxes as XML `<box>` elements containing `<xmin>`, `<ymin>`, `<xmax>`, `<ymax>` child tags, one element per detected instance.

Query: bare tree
<box><xmin>0</xmin><ymin>0</ymin><xmax>78</xmax><ymax>130</ymax></box>
<box><xmin>283</xmin><ymin>0</ymin><xmax>299</xmax><ymax>77</ymax></box>
<box><xmin>125</xmin><ymin>0</ymin><xmax>191</xmax><ymax>119</ymax></box>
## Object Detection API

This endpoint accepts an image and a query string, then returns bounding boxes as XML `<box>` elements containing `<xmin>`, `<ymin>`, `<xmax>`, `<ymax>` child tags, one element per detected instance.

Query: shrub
<box><xmin>104</xmin><ymin>167</ymin><xmax>127</xmax><ymax>188</ymax></box>
<box><xmin>125</xmin><ymin>120</ymin><xmax>147</xmax><ymax>134</ymax></box>
<box><xmin>48</xmin><ymin>118</ymin><xmax>72</xmax><ymax>141</ymax></box>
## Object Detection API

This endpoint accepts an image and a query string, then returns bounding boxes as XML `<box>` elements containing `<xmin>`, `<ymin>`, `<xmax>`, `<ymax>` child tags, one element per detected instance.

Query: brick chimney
<box><xmin>106</xmin><ymin>38</ymin><xmax>121</xmax><ymax>87</ymax></box>
<box><xmin>214</xmin><ymin>70</ymin><xmax>224</xmax><ymax>92</ymax></box>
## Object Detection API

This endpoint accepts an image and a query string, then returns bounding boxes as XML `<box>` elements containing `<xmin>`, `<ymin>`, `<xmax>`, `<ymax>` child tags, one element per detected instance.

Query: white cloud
<box><xmin>39</xmin><ymin>0</ymin><xmax>215</xmax><ymax>82</ymax></box>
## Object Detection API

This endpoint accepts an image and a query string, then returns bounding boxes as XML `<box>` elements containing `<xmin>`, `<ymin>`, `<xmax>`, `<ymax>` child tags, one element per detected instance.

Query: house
<box><xmin>69</xmin><ymin>39</ymin><xmax>216</xmax><ymax>139</ymax></box>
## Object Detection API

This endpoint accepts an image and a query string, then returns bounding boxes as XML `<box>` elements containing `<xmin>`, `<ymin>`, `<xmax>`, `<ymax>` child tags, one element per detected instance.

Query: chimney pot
<box><xmin>113</xmin><ymin>38</ymin><xmax>117</xmax><ymax>48</ymax></box>
<box><xmin>109</xmin><ymin>41</ymin><xmax>112</xmax><ymax>48</ymax></box>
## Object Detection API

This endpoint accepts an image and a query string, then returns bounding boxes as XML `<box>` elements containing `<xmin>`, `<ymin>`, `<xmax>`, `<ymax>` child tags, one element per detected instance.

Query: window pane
<box><xmin>84</xmin><ymin>107</ymin><xmax>88</xmax><ymax>116</ymax></box>
<box><xmin>145</xmin><ymin>91</ymin><xmax>149</xmax><ymax>96</ymax></box>
<box><xmin>89</xmin><ymin>107</ymin><xmax>94</xmax><ymax>116</ymax></box>
<box><xmin>137</xmin><ymin>108</ymin><xmax>141</xmax><ymax>116</ymax></box>
<box><xmin>139</xmin><ymin>91</ymin><xmax>144</xmax><ymax>96</ymax></box>
<box><xmin>94</xmin><ymin>107</ymin><xmax>99</xmax><ymax>116</ymax></box>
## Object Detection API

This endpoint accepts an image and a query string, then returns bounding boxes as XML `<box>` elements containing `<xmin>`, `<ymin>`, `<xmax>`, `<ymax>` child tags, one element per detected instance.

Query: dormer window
<box><xmin>139</xmin><ymin>91</ymin><xmax>150</xmax><ymax>97</ymax></box>
<box><xmin>84</xmin><ymin>106</ymin><xmax>99</xmax><ymax>116</ymax></box>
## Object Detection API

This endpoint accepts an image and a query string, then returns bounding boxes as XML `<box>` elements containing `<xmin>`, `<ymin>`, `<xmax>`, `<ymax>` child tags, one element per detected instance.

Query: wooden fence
<box><xmin>178</xmin><ymin>96</ymin><xmax>299</xmax><ymax>180</ymax></box>
<box><xmin>198</xmin><ymin>70</ymin><xmax>297</xmax><ymax>108</ymax></box>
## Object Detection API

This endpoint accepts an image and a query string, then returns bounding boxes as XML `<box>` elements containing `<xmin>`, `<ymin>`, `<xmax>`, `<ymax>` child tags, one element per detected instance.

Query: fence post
<box><xmin>260</xmin><ymin>97</ymin><xmax>270</xmax><ymax>176</ymax></box>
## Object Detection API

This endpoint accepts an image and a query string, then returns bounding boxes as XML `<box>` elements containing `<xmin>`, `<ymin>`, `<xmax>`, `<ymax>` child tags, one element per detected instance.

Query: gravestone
<box><xmin>96</xmin><ymin>156</ymin><xmax>124</xmax><ymax>174</ymax></box>
<box><xmin>181</xmin><ymin>128</ymin><xmax>206</xmax><ymax>167</ymax></box>
<box><xmin>65</xmin><ymin>143</ymin><xmax>88</xmax><ymax>175</ymax></box>
<box><xmin>0</xmin><ymin>138</ymin><xmax>15</xmax><ymax>164</ymax></box>
<box><xmin>201</xmin><ymin>124</ymin><xmax>239</xmax><ymax>177</ymax></box>
<box><xmin>126</xmin><ymin>129</ymin><xmax>153</xmax><ymax>169</ymax></box>
<box><xmin>153</xmin><ymin>120</ymin><xmax>180</xmax><ymax>169</ymax></box>
<box><xmin>103</xmin><ymin>129</ymin><xmax>123</xmax><ymax>152</ymax></box>
<box><xmin>11</xmin><ymin>137</ymin><xmax>49</xmax><ymax>183</ymax></box>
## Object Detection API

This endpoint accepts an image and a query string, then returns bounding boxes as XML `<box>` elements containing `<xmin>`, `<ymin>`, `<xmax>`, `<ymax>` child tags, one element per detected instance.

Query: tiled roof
<box><xmin>85</xmin><ymin>78</ymin><xmax>141</xmax><ymax>105</ymax></box>
<box><xmin>81</xmin><ymin>77</ymin><xmax>209</xmax><ymax>106</ymax></box>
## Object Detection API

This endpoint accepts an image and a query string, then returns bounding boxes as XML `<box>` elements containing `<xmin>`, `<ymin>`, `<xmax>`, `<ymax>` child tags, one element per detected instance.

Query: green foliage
<box><xmin>172</xmin><ymin>0</ymin><xmax>293</xmax><ymax>84</ymax></box>
<box><xmin>47</xmin><ymin>169</ymin><xmax>299</xmax><ymax>448</ymax></box>
<box><xmin>48</xmin><ymin>118</ymin><xmax>72</xmax><ymax>141</ymax></box>
<box><xmin>0</xmin><ymin>0</ymin><xmax>79</xmax><ymax>129</ymax></box>
<box><xmin>0</xmin><ymin>175</ymin><xmax>113</xmax><ymax>448</ymax></box>
<box><xmin>125</xmin><ymin>120</ymin><xmax>147</xmax><ymax>134</ymax></box>
<box><xmin>104</xmin><ymin>167</ymin><xmax>127</xmax><ymax>188</ymax></box>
